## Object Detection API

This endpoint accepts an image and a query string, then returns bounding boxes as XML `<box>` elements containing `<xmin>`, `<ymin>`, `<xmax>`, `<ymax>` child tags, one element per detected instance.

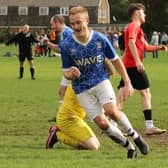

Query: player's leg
<box><xmin>19</xmin><ymin>60</ymin><xmax>24</xmax><ymax>79</ymax></box>
<box><xmin>91</xmin><ymin>80</ymin><xmax>149</xmax><ymax>155</ymax></box>
<box><xmin>104</xmin><ymin>80</ymin><xmax>149</xmax><ymax>155</ymax></box>
<box><xmin>116</xmin><ymin>87</ymin><xmax>125</xmax><ymax>111</ymax></box>
<box><xmin>18</xmin><ymin>54</ymin><xmax>26</xmax><ymax>79</ymax></box>
<box><xmin>57</xmin><ymin>116</ymin><xmax>100</xmax><ymax>150</ymax></box>
<box><xmin>132</xmin><ymin>68</ymin><xmax>167</xmax><ymax>135</ymax></box>
<box><xmin>77</xmin><ymin>87</ymin><xmax>137</xmax><ymax>158</ymax></box>
<box><xmin>46</xmin><ymin>125</ymin><xmax>99</xmax><ymax>150</ymax></box>
<box><xmin>46</xmin><ymin>114</ymin><xmax>100</xmax><ymax>150</ymax></box>
<box><xmin>28</xmin><ymin>58</ymin><xmax>35</xmax><ymax>80</ymax></box>
<box><xmin>140</xmin><ymin>88</ymin><xmax>167</xmax><ymax>135</ymax></box>
<box><xmin>118</xmin><ymin>68</ymin><xmax>166</xmax><ymax>134</ymax></box>
<box><xmin>48</xmin><ymin>76</ymin><xmax>69</xmax><ymax>122</ymax></box>
<box><xmin>58</xmin><ymin>76</ymin><xmax>69</xmax><ymax>106</ymax></box>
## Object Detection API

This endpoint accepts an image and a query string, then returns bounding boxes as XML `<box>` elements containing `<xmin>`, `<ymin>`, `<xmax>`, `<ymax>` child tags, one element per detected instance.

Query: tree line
<box><xmin>109</xmin><ymin>0</ymin><xmax>168</xmax><ymax>32</ymax></box>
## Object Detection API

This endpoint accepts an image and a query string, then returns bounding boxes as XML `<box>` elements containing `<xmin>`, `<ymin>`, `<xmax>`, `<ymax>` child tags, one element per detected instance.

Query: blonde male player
<box><xmin>59</xmin><ymin>6</ymin><xmax>149</xmax><ymax>158</ymax></box>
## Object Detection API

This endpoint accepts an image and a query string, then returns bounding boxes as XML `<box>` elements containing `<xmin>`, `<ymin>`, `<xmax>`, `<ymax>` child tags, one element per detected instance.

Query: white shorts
<box><xmin>77</xmin><ymin>79</ymin><xmax>116</xmax><ymax>120</ymax></box>
<box><xmin>60</xmin><ymin>76</ymin><xmax>70</xmax><ymax>86</ymax></box>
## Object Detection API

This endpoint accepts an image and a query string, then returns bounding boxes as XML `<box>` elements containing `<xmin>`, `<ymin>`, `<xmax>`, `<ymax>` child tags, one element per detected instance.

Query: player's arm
<box><xmin>31</xmin><ymin>34</ymin><xmax>39</xmax><ymax>43</ymax></box>
<box><xmin>60</xmin><ymin>42</ymin><xmax>80</xmax><ymax>80</ymax></box>
<box><xmin>42</xmin><ymin>38</ymin><xmax>60</xmax><ymax>53</ymax></box>
<box><xmin>104</xmin><ymin>57</ymin><xmax>115</xmax><ymax>76</ymax></box>
<box><xmin>112</xmin><ymin>57</ymin><xmax>134</xmax><ymax>99</ymax></box>
<box><xmin>128</xmin><ymin>38</ymin><xmax>144</xmax><ymax>72</ymax></box>
<box><xmin>5</xmin><ymin>34</ymin><xmax>19</xmax><ymax>45</ymax></box>
<box><xmin>144</xmin><ymin>40</ymin><xmax>167</xmax><ymax>52</ymax></box>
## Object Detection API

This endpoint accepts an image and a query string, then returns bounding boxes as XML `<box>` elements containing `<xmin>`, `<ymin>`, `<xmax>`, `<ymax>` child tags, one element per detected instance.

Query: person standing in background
<box><xmin>6</xmin><ymin>24</ymin><xmax>39</xmax><ymax>80</ymax></box>
<box><xmin>150</xmin><ymin>31</ymin><xmax>159</xmax><ymax>58</ymax></box>
<box><xmin>117</xmin><ymin>3</ymin><xmax>167</xmax><ymax>135</ymax></box>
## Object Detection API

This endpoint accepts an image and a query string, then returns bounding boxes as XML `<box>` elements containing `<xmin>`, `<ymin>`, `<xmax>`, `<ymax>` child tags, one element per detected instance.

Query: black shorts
<box><xmin>19</xmin><ymin>53</ymin><xmax>33</xmax><ymax>62</ymax></box>
<box><xmin>118</xmin><ymin>67</ymin><xmax>150</xmax><ymax>90</ymax></box>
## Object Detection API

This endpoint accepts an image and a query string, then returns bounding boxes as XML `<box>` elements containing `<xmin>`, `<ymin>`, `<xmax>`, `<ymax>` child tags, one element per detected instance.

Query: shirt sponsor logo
<box><xmin>74</xmin><ymin>55</ymin><xmax>102</xmax><ymax>66</ymax></box>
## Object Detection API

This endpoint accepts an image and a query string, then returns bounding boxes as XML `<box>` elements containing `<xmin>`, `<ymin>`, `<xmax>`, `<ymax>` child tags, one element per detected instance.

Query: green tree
<box><xmin>108</xmin><ymin>0</ymin><xmax>168</xmax><ymax>31</ymax></box>
<box><xmin>109</xmin><ymin>0</ymin><xmax>129</xmax><ymax>23</ymax></box>
<box><xmin>128</xmin><ymin>0</ymin><xmax>168</xmax><ymax>31</ymax></box>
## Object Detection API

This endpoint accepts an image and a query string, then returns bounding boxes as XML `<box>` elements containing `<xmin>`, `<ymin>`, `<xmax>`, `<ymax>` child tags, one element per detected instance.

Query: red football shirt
<box><xmin>123</xmin><ymin>22</ymin><xmax>145</xmax><ymax>68</ymax></box>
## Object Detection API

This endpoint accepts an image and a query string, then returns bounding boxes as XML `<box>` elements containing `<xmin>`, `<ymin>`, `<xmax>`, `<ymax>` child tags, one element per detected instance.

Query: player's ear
<box><xmin>86</xmin><ymin>16</ymin><xmax>90</xmax><ymax>24</ymax></box>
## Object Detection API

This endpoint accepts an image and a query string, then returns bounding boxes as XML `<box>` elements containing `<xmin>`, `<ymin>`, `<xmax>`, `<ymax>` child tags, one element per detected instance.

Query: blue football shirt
<box><xmin>60</xmin><ymin>30</ymin><xmax>118</xmax><ymax>94</ymax></box>
<box><xmin>61</xmin><ymin>26</ymin><xmax>73</xmax><ymax>41</ymax></box>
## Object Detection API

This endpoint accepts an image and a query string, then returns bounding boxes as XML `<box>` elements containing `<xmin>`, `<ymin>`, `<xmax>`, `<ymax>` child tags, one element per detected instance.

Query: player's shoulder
<box><xmin>127</xmin><ymin>22</ymin><xmax>140</xmax><ymax>30</ymax></box>
<box><xmin>92</xmin><ymin>30</ymin><xmax>107</xmax><ymax>42</ymax></box>
<box><xmin>60</xmin><ymin>35</ymin><xmax>73</xmax><ymax>48</ymax></box>
<box><xmin>93</xmin><ymin>30</ymin><xmax>104</xmax><ymax>37</ymax></box>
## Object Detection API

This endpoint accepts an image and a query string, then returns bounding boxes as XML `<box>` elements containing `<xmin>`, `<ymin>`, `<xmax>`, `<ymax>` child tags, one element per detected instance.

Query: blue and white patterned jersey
<box><xmin>61</xmin><ymin>26</ymin><xmax>73</xmax><ymax>41</ymax></box>
<box><xmin>60</xmin><ymin>30</ymin><xmax>118</xmax><ymax>94</ymax></box>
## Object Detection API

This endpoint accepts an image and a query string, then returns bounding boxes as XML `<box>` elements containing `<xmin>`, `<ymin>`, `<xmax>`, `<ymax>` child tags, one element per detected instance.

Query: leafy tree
<box><xmin>109</xmin><ymin>0</ymin><xmax>129</xmax><ymax>23</ymax></box>
<box><xmin>108</xmin><ymin>0</ymin><xmax>168</xmax><ymax>32</ymax></box>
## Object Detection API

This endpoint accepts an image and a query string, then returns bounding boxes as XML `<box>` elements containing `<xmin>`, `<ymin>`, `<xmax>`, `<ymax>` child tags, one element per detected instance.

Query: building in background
<box><xmin>0</xmin><ymin>0</ymin><xmax>110</xmax><ymax>29</ymax></box>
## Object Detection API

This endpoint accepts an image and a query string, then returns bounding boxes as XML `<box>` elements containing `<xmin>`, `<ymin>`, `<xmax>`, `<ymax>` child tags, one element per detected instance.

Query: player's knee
<box><xmin>84</xmin><ymin>136</ymin><xmax>100</xmax><ymax>150</ymax></box>
<box><xmin>87</xmin><ymin>141</ymin><xmax>100</xmax><ymax>150</ymax></box>
<box><xmin>140</xmin><ymin>89</ymin><xmax>151</xmax><ymax>100</ymax></box>
<box><xmin>91</xmin><ymin>143</ymin><xmax>100</xmax><ymax>150</ymax></box>
<box><xmin>96</xmin><ymin>119</ymin><xmax>109</xmax><ymax>129</ymax></box>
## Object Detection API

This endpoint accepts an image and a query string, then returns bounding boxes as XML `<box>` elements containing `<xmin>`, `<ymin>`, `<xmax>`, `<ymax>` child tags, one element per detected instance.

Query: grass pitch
<box><xmin>0</xmin><ymin>44</ymin><xmax>168</xmax><ymax>168</ymax></box>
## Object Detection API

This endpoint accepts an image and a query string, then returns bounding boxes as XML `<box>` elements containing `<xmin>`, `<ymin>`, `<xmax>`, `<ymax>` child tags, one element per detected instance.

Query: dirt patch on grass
<box><xmin>140</xmin><ymin>129</ymin><xmax>168</xmax><ymax>147</ymax></box>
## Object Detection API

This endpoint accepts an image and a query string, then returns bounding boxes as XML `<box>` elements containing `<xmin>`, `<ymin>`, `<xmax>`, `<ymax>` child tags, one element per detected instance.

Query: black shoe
<box><xmin>46</xmin><ymin>125</ymin><xmax>58</xmax><ymax>149</ymax></box>
<box><xmin>127</xmin><ymin>149</ymin><xmax>137</xmax><ymax>159</ymax></box>
<box><xmin>48</xmin><ymin>117</ymin><xmax>57</xmax><ymax>122</ymax></box>
<box><xmin>134</xmin><ymin>136</ymin><xmax>149</xmax><ymax>155</ymax></box>
<box><xmin>18</xmin><ymin>77</ymin><xmax>23</xmax><ymax>79</ymax></box>
<box><xmin>31</xmin><ymin>77</ymin><xmax>36</xmax><ymax>80</ymax></box>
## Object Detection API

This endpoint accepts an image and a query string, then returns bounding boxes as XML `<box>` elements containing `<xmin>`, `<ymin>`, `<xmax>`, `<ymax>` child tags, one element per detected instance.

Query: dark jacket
<box><xmin>6</xmin><ymin>32</ymin><xmax>39</xmax><ymax>56</ymax></box>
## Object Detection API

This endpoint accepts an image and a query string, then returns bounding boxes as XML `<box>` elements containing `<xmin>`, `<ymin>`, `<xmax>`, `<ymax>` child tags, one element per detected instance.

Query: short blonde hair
<box><xmin>69</xmin><ymin>6</ymin><xmax>89</xmax><ymax>17</ymax></box>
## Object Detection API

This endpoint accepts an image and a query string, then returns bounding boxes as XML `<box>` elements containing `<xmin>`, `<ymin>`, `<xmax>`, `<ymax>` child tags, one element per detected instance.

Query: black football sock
<box><xmin>19</xmin><ymin>67</ymin><xmax>24</xmax><ymax>78</ymax></box>
<box><xmin>30</xmin><ymin>68</ymin><xmax>35</xmax><ymax>79</ymax></box>
<box><xmin>143</xmin><ymin>109</ymin><xmax>154</xmax><ymax>128</ymax></box>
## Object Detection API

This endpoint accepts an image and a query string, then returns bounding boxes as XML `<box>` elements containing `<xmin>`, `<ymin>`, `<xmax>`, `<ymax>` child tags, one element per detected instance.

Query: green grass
<box><xmin>0</xmin><ymin>44</ymin><xmax>168</xmax><ymax>168</ymax></box>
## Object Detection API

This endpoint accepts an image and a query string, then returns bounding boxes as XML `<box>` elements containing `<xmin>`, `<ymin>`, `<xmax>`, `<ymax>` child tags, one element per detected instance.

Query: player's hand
<box><xmin>160</xmin><ymin>45</ymin><xmax>167</xmax><ymax>51</ymax></box>
<box><xmin>70</xmin><ymin>66</ymin><xmax>81</xmax><ymax>78</ymax></box>
<box><xmin>41</xmin><ymin>37</ymin><xmax>49</xmax><ymax>45</ymax></box>
<box><xmin>136</xmin><ymin>61</ymin><xmax>145</xmax><ymax>73</ymax></box>
<box><xmin>122</xmin><ymin>82</ymin><xmax>134</xmax><ymax>100</ymax></box>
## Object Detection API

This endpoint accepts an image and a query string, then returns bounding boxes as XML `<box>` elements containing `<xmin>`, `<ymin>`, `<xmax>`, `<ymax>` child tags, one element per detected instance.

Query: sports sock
<box><xmin>30</xmin><ymin>67</ymin><xmax>35</xmax><ymax>78</ymax></box>
<box><xmin>109</xmin><ymin>119</ymin><xmax>118</xmax><ymax>128</ymax></box>
<box><xmin>104</xmin><ymin>124</ymin><xmax>135</xmax><ymax>150</ymax></box>
<box><xmin>143</xmin><ymin>109</ymin><xmax>154</xmax><ymax>128</ymax></box>
<box><xmin>19</xmin><ymin>67</ymin><xmax>24</xmax><ymax>78</ymax></box>
<box><xmin>117</xmin><ymin>112</ymin><xmax>139</xmax><ymax>140</ymax></box>
<box><xmin>145</xmin><ymin>120</ymin><xmax>154</xmax><ymax>129</ymax></box>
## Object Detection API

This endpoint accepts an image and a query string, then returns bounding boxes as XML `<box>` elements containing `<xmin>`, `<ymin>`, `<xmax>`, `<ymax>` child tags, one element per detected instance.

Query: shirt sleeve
<box><xmin>60</xmin><ymin>42</ymin><xmax>73</xmax><ymax>70</ymax></box>
<box><xmin>128</xmin><ymin>22</ymin><xmax>138</xmax><ymax>40</ymax></box>
<box><xmin>6</xmin><ymin>33</ymin><xmax>20</xmax><ymax>45</ymax></box>
<box><xmin>102</xmin><ymin>34</ymin><xmax>118</xmax><ymax>60</ymax></box>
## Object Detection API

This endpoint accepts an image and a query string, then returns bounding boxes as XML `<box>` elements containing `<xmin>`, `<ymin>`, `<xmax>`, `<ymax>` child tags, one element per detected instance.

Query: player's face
<box><xmin>22</xmin><ymin>26</ymin><xmax>29</xmax><ymax>34</ymax></box>
<box><xmin>69</xmin><ymin>13</ymin><xmax>89</xmax><ymax>39</ymax></box>
<box><xmin>137</xmin><ymin>9</ymin><xmax>146</xmax><ymax>23</ymax></box>
<box><xmin>50</xmin><ymin>19</ymin><xmax>61</xmax><ymax>32</ymax></box>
